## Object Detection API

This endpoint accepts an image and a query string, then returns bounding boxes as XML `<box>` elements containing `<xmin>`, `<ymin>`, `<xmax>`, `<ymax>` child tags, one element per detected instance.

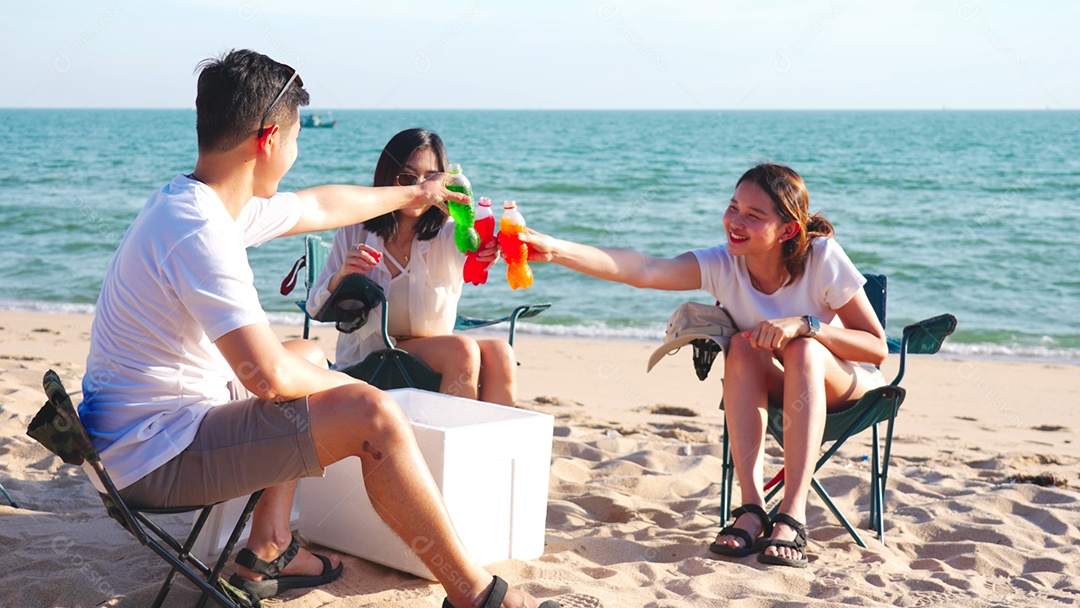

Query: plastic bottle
<box><xmin>445</xmin><ymin>163</ymin><xmax>479</xmax><ymax>253</ymax></box>
<box><xmin>463</xmin><ymin>197</ymin><xmax>495</xmax><ymax>285</ymax></box>
<box><xmin>498</xmin><ymin>200</ymin><xmax>533</xmax><ymax>290</ymax></box>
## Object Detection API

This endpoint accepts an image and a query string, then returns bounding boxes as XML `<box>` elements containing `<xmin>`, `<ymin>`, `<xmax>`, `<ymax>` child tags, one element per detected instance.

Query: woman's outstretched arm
<box><xmin>518</xmin><ymin>228</ymin><xmax>702</xmax><ymax>291</ymax></box>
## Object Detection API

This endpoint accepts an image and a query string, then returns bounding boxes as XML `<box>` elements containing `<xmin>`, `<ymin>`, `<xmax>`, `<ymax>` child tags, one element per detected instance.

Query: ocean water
<box><xmin>1</xmin><ymin>109</ymin><xmax>1078</xmax><ymax>363</ymax></box>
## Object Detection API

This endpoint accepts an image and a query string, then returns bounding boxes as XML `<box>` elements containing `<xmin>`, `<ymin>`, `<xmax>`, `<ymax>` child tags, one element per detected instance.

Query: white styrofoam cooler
<box><xmin>298</xmin><ymin>388</ymin><xmax>554</xmax><ymax>580</ymax></box>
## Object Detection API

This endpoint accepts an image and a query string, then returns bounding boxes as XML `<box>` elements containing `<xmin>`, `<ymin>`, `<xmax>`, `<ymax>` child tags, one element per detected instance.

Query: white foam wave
<box><xmin>0</xmin><ymin>300</ymin><xmax>96</xmax><ymax>315</ymax></box>
<box><xmin>939</xmin><ymin>342</ymin><xmax>1080</xmax><ymax>365</ymax></box>
<box><xmin>266</xmin><ymin>311</ymin><xmax>307</xmax><ymax>326</ymax></box>
<box><xmin>3</xmin><ymin>300</ymin><xmax>1078</xmax><ymax>365</ymax></box>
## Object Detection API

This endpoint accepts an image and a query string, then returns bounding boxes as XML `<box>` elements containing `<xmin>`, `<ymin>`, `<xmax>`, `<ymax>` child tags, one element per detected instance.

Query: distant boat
<box><xmin>301</xmin><ymin>113</ymin><xmax>336</xmax><ymax>128</ymax></box>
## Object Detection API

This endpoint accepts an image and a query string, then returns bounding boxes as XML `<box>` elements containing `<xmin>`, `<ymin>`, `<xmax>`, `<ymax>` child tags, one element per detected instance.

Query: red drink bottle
<box><xmin>463</xmin><ymin>197</ymin><xmax>495</xmax><ymax>285</ymax></box>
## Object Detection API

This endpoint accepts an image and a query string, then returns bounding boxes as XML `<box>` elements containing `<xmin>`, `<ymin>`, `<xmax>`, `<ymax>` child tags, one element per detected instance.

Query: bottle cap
<box><xmin>448</xmin><ymin>163</ymin><xmax>462</xmax><ymax>173</ymax></box>
<box><xmin>503</xmin><ymin>200</ymin><xmax>517</xmax><ymax>209</ymax></box>
<box><xmin>477</xmin><ymin>196</ymin><xmax>492</xmax><ymax>207</ymax></box>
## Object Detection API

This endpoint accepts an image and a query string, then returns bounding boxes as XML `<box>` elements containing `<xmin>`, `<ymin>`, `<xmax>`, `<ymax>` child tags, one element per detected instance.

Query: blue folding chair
<box><xmin>691</xmin><ymin>274</ymin><xmax>957</xmax><ymax>547</ymax></box>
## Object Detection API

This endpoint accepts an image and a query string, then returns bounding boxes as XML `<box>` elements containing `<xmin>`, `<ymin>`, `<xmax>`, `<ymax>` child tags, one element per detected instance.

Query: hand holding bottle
<box><xmin>463</xmin><ymin>196</ymin><xmax>496</xmax><ymax>285</ymax></box>
<box><xmin>413</xmin><ymin>172</ymin><xmax>467</xmax><ymax>215</ymax></box>
<box><xmin>513</xmin><ymin>228</ymin><xmax>556</xmax><ymax>263</ymax></box>
<box><xmin>498</xmin><ymin>200</ymin><xmax>534</xmax><ymax>290</ymax></box>
<box><xmin>445</xmin><ymin>163</ymin><xmax>480</xmax><ymax>253</ymax></box>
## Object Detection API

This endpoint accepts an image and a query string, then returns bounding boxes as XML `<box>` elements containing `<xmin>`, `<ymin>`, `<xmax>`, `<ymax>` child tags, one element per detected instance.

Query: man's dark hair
<box><xmin>195</xmin><ymin>49</ymin><xmax>310</xmax><ymax>152</ymax></box>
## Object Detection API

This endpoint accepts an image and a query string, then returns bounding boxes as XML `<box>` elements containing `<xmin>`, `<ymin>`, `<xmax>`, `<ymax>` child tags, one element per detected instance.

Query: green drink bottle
<box><xmin>445</xmin><ymin>163</ymin><xmax>479</xmax><ymax>253</ymax></box>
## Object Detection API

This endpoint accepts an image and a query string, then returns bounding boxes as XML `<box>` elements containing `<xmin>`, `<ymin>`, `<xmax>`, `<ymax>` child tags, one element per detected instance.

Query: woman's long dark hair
<box><xmin>363</xmin><ymin>128</ymin><xmax>448</xmax><ymax>241</ymax></box>
<box><xmin>736</xmin><ymin>163</ymin><xmax>834</xmax><ymax>284</ymax></box>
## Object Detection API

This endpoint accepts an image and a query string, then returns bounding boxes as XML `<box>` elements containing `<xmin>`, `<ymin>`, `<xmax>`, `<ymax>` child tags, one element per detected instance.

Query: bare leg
<box><xmin>395</xmin><ymin>335</ymin><xmax>481</xmax><ymax>400</ymax></box>
<box><xmin>306</xmin><ymin>381</ymin><xmax>543</xmax><ymax>607</ymax></box>
<box><xmin>763</xmin><ymin>337</ymin><xmax>881</xmax><ymax>562</ymax></box>
<box><xmin>238</xmin><ymin>339</ymin><xmax>545</xmax><ymax>606</ymax></box>
<box><xmin>237</xmin><ymin>339</ymin><xmax>338</xmax><ymax>581</ymax></box>
<box><xmin>476</xmin><ymin>339</ymin><xmax>516</xmax><ymax>406</ymax></box>
<box><xmin>713</xmin><ymin>334</ymin><xmax>783</xmax><ymax>550</ymax></box>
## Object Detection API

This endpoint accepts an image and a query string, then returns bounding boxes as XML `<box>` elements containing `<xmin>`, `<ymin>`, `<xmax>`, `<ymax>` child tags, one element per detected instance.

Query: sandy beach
<box><xmin>1</xmin><ymin>310</ymin><xmax>1078</xmax><ymax>607</ymax></box>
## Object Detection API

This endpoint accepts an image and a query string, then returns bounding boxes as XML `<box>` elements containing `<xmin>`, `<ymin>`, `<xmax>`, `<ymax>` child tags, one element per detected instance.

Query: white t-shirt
<box><xmin>691</xmin><ymin>237</ymin><xmax>866</xmax><ymax>332</ymax></box>
<box><xmin>79</xmin><ymin>174</ymin><xmax>303</xmax><ymax>490</ymax></box>
<box><xmin>305</xmin><ymin>221</ymin><xmax>465</xmax><ymax>369</ymax></box>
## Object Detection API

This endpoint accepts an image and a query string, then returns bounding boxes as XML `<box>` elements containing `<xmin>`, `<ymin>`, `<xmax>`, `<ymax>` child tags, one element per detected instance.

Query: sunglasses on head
<box><xmin>258</xmin><ymin>64</ymin><xmax>303</xmax><ymax>138</ymax></box>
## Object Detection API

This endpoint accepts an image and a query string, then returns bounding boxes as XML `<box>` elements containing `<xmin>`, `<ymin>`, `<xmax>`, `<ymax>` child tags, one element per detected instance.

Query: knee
<box><xmin>478</xmin><ymin>340</ymin><xmax>515</xmax><ymax>371</ymax></box>
<box><xmin>780</xmin><ymin>337</ymin><xmax>824</xmax><ymax>372</ymax></box>
<box><xmin>284</xmin><ymin>339</ymin><xmax>328</xmax><ymax>369</ymax></box>
<box><xmin>444</xmin><ymin>336</ymin><xmax>482</xmax><ymax>375</ymax></box>
<box><xmin>725</xmin><ymin>333</ymin><xmax>760</xmax><ymax>369</ymax></box>
<box><xmin>343</xmin><ymin>385</ymin><xmax>411</xmax><ymax>439</ymax></box>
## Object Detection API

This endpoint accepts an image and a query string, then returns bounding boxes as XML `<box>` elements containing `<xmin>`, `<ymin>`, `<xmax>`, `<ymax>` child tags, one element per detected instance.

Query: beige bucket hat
<box><xmin>646</xmin><ymin>302</ymin><xmax>738</xmax><ymax>372</ymax></box>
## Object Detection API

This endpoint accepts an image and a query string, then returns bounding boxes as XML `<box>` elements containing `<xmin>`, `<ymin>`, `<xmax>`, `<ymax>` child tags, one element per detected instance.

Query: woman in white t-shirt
<box><xmin>306</xmin><ymin>129</ymin><xmax>516</xmax><ymax>405</ymax></box>
<box><xmin>517</xmin><ymin>163</ymin><xmax>888</xmax><ymax>567</ymax></box>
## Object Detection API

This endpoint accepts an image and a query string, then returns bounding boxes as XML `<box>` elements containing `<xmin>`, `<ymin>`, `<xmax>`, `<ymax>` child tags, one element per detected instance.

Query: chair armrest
<box><xmin>455</xmin><ymin>313</ymin><xmax>511</xmax><ymax>331</ymax></box>
<box><xmin>901</xmin><ymin>314</ymin><xmax>958</xmax><ymax>355</ymax></box>
<box><xmin>890</xmin><ymin>314</ymin><xmax>958</xmax><ymax>386</ymax></box>
<box><xmin>455</xmin><ymin>303</ymin><xmax>551</xmax><ymax>348</ymax></box>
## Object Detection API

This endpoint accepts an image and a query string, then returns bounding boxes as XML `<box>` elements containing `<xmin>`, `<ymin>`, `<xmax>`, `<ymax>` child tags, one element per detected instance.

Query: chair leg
<box><xmin>150</xmin><ymin>563</ymin><xmax>181</xmax><ymax>608</ymax></box>
<box><xmin>151</xmin><ymin>505</ymin><xmax>216</xmax><ymax>608</ymax></box>
<box><xmin>719</xmin><ymin>412</ymin><xmax>733</xmax><ymax>520</ymax></box>
<box><xmin>870</xmin><ymin>424</ymin><xmax>886</xmax><ymax>544</ymax></box>
<box><xmin>196</xmin><ymin>491</ymin><xmax>263</xmax><ymax>608</ymax></box>
<box><xmin>142</xmin><ymin>537</ymin><xmax>239</xmax><ymax>608</ymax></box>
<box><xmin>0</xmin><ymin>481</ymin><xmax>17</xmax><ymax>509</ymax></box>
<box><xmin>810</xmin><ymin>477</ymin><xmax>868</xmax><ymax>549</ymax></box>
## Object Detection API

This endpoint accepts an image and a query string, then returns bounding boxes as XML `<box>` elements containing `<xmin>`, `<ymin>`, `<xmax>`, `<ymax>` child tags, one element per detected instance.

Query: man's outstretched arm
<box><xmin>282</xmin><ymin>175</ymin><xmax>467</xmax><ymax>236</ymax></box>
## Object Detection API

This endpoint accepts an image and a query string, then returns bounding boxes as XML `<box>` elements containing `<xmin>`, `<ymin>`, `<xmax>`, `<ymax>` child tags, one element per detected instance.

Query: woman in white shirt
<box><xmin>516</xmin><ymin>163</ymin><xmax>888</xmax><ymax>567</ymax></box>
<box><xmin>306</xmin><ymin>129</ymin><xmax>516</xmax><ymax>405</ymax></box>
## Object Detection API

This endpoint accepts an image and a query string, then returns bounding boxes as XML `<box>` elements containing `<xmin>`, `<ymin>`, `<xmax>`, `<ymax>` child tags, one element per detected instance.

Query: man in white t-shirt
<box><xmin>80</xmin><ymin>49</ymin><xmax>557</xmax><ymax>608</ymax></box>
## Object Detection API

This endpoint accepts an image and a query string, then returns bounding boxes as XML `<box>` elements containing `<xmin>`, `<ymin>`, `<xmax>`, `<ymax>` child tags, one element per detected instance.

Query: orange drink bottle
<box><xmin>497</xmin><ymin>200</ymin><xmax>533</xmax><ymax>290</ymax></box>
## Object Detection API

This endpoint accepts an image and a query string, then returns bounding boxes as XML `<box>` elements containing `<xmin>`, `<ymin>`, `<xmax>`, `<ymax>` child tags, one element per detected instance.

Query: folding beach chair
<box><xmin>27</xmin><ymin>370</ymin><xmax>263</xmax><ymax>608</ymax></box>
<box><xmin>315</xmin><ymin>272</ymin><xmax>444</xmax><ymax>390</ymax></box>
<box><xmin>692</xmin><ymin>275</ymin><xmax>957</xmax><ymax>547</ymax></box>
<box><xmin>280</xmin><ymin>234</ymin><xmax>551</xmax><ymax>384</ymax></box>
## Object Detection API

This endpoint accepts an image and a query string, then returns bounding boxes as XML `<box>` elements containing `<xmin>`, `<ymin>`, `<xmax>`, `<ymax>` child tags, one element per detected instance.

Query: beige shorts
<box><xmin>119</xmin><ymin>382</ymin><xmax>324</xmax><ymax>509</ymax></box>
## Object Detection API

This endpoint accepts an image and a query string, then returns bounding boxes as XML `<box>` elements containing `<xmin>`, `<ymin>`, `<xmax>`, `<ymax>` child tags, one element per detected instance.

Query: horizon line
<box><xmin>2</xmin><ymin>106</ymin><xmax>1075</xmax><ymax>112</ymax></box>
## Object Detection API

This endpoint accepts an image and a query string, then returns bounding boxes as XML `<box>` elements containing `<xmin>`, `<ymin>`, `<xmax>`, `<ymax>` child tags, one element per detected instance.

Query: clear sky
<box><xmin>3</xmin><ymin>0</ymin><xmax>1076</xmax><ymax>110</ymax></box>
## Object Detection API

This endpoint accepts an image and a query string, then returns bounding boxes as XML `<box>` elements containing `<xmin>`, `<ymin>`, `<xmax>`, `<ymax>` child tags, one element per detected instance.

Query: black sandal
<box><xmin>228</xmin><ymin>535</ymin><xmax>344</xmax><ymax>601</ymax></box>
<box><xmin>442</xmin><ymin>575</ymin><xmax>561</xmax><ymax>608</ymax></box>
<box><xmin>708</xmin><ymin>504</ymin><xmax>773</xmax><ymax>557</ymax></box>
<box><xmin>756</xmin><ymin>513</ymin><xmax>809</xmax><ymax>568</ymax></box>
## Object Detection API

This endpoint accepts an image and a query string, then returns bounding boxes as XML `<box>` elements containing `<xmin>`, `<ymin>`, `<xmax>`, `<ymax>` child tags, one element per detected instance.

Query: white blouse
<box><xmin>306</xmin><ymin>220</ymin><xmax>466</xmax><ymax>369</ymax></box>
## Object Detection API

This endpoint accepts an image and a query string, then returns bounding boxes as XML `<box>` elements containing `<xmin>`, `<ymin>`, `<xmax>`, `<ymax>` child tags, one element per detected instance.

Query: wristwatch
<box><xmin>802</xmin><ymin>315</ymin><xmax>820</xmax><ymax>338</ymax></box>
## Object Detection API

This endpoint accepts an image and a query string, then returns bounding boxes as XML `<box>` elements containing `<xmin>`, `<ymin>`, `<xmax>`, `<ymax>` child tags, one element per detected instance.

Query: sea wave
<box><xmin>0</xmin><ymin>300</ymin><xmax>97</xmax><ymax>315</ymax></box>
<box><xmin>938</xmin><ymin>342</ymin><xmax>1080</xmax><ymax>366</ymax></box>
